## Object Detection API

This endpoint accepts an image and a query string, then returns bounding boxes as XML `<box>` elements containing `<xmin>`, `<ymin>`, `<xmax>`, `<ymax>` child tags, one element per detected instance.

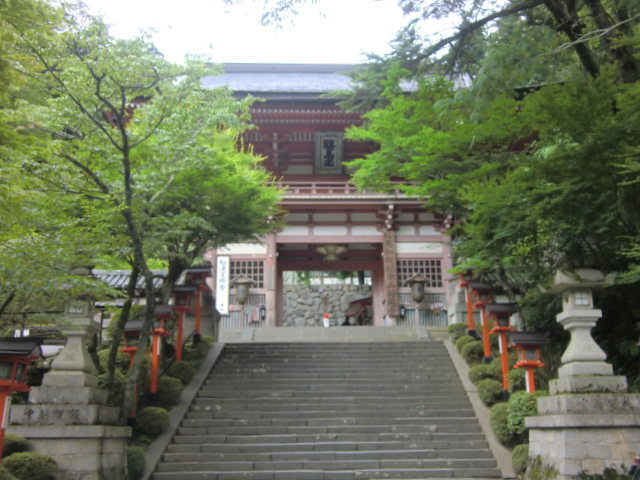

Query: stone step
<box><xmin>150</xmin><ymin>340</ymin><xmax>500</xmax><ymax>480</ymax></box>
<box><xmin>157</xmin><ymin>457</ymin><xmax>497</xmax><ymax>473</ymax></box>
<box><xmin>161</xmin><ymin>448</ymin><xmax>495</xmax><ymax>463</ymax></box>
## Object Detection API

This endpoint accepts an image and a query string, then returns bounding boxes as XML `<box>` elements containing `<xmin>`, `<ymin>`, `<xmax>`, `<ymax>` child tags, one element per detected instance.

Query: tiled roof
<box><xmin>202</xmin><ymin>64</ymin><xmax>356</xmax><ymax>95</ymax></box>
<box><xmin>92</xmin><ymin>270</ymin><xmax>166</xmax><ymax>291</ymax></box>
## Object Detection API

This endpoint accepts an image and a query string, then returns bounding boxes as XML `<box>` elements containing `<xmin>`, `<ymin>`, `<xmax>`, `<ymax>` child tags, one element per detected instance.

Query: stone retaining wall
<box><xmin>282</xmin><ymin>284</ymin><xmax>371</xmax><ymax>327</ymax></box>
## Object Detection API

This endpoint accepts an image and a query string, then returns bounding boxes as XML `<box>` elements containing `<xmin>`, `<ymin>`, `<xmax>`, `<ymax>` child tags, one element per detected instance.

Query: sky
<box><xmin>81</xmin><ymin>0</ymin><xmax>433</xmax><ymax>64</ymax></box>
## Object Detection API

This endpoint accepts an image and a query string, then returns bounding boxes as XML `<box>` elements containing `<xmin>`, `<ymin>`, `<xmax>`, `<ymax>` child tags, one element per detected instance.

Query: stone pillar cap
<box><xmin>543</xmin><ymin>268</ymin><xmax>608</xmax><ymax>294</ymax></box>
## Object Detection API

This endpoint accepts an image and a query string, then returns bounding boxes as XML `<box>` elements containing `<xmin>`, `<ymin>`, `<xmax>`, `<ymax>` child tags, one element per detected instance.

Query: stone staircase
<box><xmin>151</xmin><ymin>341</ymin><xmax>501</xmax><ymax>480</ymax></box>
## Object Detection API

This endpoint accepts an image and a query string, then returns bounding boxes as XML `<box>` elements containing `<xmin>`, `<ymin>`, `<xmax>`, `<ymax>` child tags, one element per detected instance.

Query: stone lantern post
<box><xmin>526</xmin><ymin>269</ymin><xmax>640</xmax><ymax>479</ymax></box>
<box><xmin>9</xmin><ymin>267</ymin><xmax>131</xmax><ymax>480</ymax></box>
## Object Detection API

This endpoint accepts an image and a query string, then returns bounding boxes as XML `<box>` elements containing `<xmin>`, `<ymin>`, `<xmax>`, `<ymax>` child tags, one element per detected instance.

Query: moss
<box><xmin>3</xmin><ymin>452</ymin><xmax>57</xmax><ymax>480</ymax></box>
<box><xmin>134</xmin><ymin>406</ymin><xmax>169</xmax><ymax>439</ymax></box>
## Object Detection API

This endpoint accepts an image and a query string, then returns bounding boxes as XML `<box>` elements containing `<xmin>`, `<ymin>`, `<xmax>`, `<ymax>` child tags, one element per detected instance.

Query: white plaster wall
<box><xmin>217</xmin><ymin>243</ymin><xmax>267</xmax><ymax>255</ymax></box>
<box><xmin>396</xmin><ymin>242</ymin><xmax>444</xmax><ymax>254</ymax></box>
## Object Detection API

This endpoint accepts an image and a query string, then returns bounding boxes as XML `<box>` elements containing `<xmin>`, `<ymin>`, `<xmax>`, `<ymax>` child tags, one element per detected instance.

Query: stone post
<box><xmin>526</xmin><ymin>269</ymin><xmax>640</xmax><ymax>479</ymax></box>
<box><xmin>9</xmin><ymin>273</ymin><xmax>131</xmax><ymax>480</ymax></box>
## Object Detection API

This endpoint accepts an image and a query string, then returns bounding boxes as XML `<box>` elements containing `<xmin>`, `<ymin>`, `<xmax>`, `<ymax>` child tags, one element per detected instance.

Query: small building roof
<box><xmin>92</xmin><ymin>270</ymin><xmax>166</xmax><ymax>291</ymax></box>
<box><xmin>202</xmin><ymin>63</ymin><xmax>356</xmax><ymax>98</ymax></box>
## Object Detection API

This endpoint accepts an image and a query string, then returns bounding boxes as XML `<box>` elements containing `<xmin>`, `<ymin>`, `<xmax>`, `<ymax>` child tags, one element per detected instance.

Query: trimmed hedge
<box><xmin>507</xmin><ymin>391</ymin><xmax>539</xmax><ymax>437</ymax></box>
<box><xmin>489</xmin><ymin>402</ymin><xmax>514</xmax><ymax>446</ymax></box>
<box><xmin>0</xmin><ymin>465</ymin><xmax>17</xmax><ymax>480</ymax></box>
<box><xmin>512</xmin><ymin>443</ymin><xmax>529</xmax><ymax>476</ymax></box>
<box><xmin>127</xmin><ymin>445</ymin><xmax>146</xmax><ymax>480</ymax></box>
<box><xmin>477</xmin><ymin>378</ymin><xmax>503</xmax><ymax>406</ymax></box>
<box><xmin>447</xmin><ymin>322</ymin><xmax>468</xmax><ymax>343</ymax></box>
<box><xmin>469</xmin><ymin>363</ymin><xmax>498</xmax><ymax>384</ymax></box>
<box><xmin>455</xmin><ymin>335</ymin><xmax>476</xmax><ymax>353</ymax></box>
<box><xmin>2</xmin><ymin>434</ymin><xmax>28</xmax><ymax>458</ymax></box>
<box><xmin>508</xmin><ymin>367</ymin><xmax>526</xmax><ymax>393</ymax></box>
<box><xmin>156</xmin><ymin>376</ymin><xmax>183</xmax><ymax>409</ymax></box>
<box><xmin>461</xmin><ymin>340</ymin><xmax>485</xmax><ymax>365</ymax></box>
<box><xmin>166</xmin><ymin>361</ymin><xmax>196</xmax><ymax>385</ymax></box>
<box><xmin>134</xmin><ymin>406</ymin><xmax>169</xmax><ymax>438</ymax></box>
<box><xmin>3</xmin><ymin>452</ymin><xmax>57</xmax><ymax>480</ymax></box>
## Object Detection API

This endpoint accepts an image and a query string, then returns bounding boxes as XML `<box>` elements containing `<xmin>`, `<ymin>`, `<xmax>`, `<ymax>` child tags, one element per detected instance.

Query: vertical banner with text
<box><xmin>216</xmin><ymin>256</ymin><xmax>230</xmax><ymax>315</ymax></box>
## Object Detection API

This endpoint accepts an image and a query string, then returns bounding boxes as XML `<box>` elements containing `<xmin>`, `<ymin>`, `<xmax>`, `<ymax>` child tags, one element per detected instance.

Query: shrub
<box><xmin>3</xmin><ymin>452</ymin><xmax>57</xmax><ymax>480</ymax></box>
<box><xmin>166</xmin><ymin>361</ymin><xmax>196</xmax><ymax>385</ymax></box>
<box><xmin>489</xmin><ymin>402</ymin><xmax>515</xmax><ymax>446</ymax></box>
<box><xmin>512</xmin><ymin>443</ymin><xmax>529</xmax><ymax>476</ymax></box>
<box><xmin>97</xmin><ymin>368</ymin><xmax>127</xmax><ymax>407</ymax></box>
<box><xmin>469</xmin><ymin>364</ymin><xmax>498</xmax><ymax>384</ymax></box>
<box><xmin>455</xmin><ymin>335</ymin><xmax>476</xmax><ymax>353</ymax></box>
<box><xmin>448</xmin><ymin>322</ymin><xmax>468</xmax><ymax>342</ymax></box>
<box><xmin>182</xmin><ymin>341</ymin><xmax>210</xmax><ymax>364</ymax></box>
<box><xmin>97</xmin><ymin>349</ymin><xmax>131</xmax><ymax>374</ymax></box>
<box><xmin>2</xmin><ymin>434</ymin><xmax>28</xmax><ymax>458</ymax></box>
<box><xmin>461</xmin><ymin>340</ymin><xmax>485</xmax><ymax>365</ymax></box>
<box><xmin>507</xmin><ymin>391</ymin><xmax>539</xmax><ymax>437</ymax></box>
<box><xmin>127</xmin><ymin>445</ymin><xmax>146</xmax><ymax>480</ymax></box>
<box><xmin>156</xmin><ymin>376</ymin><xmax>183</xmax><ymax>409</ymax></box>
<box><xmin>0</xmin><ymin>465</ymin><xmax>17</xmax><ymax>480</ymax></box>
<box><xmin>134</xmin><ymin>406</ymin><xmax>169</xmax><ymax>438</ymax></box>
<box><xmin>509</xmin><ymin>367</ymin><xmax>527</xmax><ymax>392</ymax></box>
<box><xmin>477</xmin><ymin>378</ymin><xmax>504</xmax><ymax>406</ymax></box>
<box><xmin>489</xmin><ymin>357</ymin><xmax>503</xmax><ymax>378</ymax></box>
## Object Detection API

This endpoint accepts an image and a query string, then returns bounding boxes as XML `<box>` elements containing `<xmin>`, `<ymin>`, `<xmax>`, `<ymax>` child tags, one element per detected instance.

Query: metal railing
<box><xmin>219</xmin><ymin>293</ymin><xmax>267</xmax><ymax>329</ymax></box>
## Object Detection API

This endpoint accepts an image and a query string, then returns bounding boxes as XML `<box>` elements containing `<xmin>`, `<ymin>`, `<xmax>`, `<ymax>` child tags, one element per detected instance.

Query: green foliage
<box><xmin>469</xmin><ymin>363</ymin><xmax>499</xmax><ymax>384</ymax></box>
<box><xmin>577</xmin><ymin>468</ymin><xmax>631</xmax><ymax>480</ymax></box>
<box><xmin>2</xmin><ymin>452</ymin><xmax>57</xmax><ymax>480</ymax></box>
<box><xmin>512</xmin><ymin>443</ymin><xmax>530</xmax><ymax>476</ymax></box>
<box><xmin>489</xmin><ymin>402</ymin><xmax>514</xmax><ymax>446</ymax></box>
<box><xmin>182</xmin><ymin>341</ymin><xmax>211</xmax><ymax>365</ymax></box>
<box><xmin>0</xmin><ymin>465</ymin><xmax>17</xmax><ymax>480</ymax></box>
<box><xmin>134</xmin><ymin>406</ymin><xmax>169</xmax><ymax>439</ymax></box>
<box><xmin>477</xmin><ymin>378</ymin><xmax>503</xmax><ymax>406</ymax></box>
<box><xmin>455</xmin><ymin>335</ymin><xmax>476</xmax><ymax>353</ymax></box>
<box><xmin>97</xmin><ymin>368</ymin><xmax>127</xmax><ymax>407</ymax></box>
<box><xmin>155</xmin><ymin>376</ymin><xmax>184</xmax><ymax>409</ymax></box>
<box><xmin>126</xmin><ymin>445</ymin><xmax>146</xmax><ymax>480</ymax></box>
<box><xmin>2</xmin><ymin>434</ymin><xmax>28</xmax><ymax>458</ymax></box>
<box><xmin>448</xmin><ymin>322</ymin><xmax>468</xmax><ymax>342</ymax></box>
<box><xmin>509</xmin><ymin>367</ymin><xmax>527</xmax><ymax>393</ymax></box>
<box><xmin>507</xmin><ymin>391</ymin><xmax>539</xmax><ymax>436</ymax></box>
<box><xmin>165</xmin><ymin>361</ymin><xmax>196</xmax><ymax>385</ymax></box>
<box><xmin>97</xmin><ymin>348</ymin><xmax>131</xmax><ymax>374</ymax></box>
<box><xmin>461</xmin><ymin>340</ymin><xmax>485</xmax><ymax>365</ymax></box>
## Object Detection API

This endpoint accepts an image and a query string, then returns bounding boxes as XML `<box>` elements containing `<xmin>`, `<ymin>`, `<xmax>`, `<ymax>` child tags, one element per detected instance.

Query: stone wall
<box><xmin>282</xmin><ymin>284</ymin><xmax>371</xmax><ymax>327</ymax></box>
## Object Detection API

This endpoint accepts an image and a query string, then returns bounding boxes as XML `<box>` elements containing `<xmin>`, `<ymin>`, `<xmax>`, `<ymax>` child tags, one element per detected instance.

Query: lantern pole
<box><xmin>468</xmin><ymin>281</ymin><xmax>494</xmax><ymax>363</ymax></box>
<box><xmin>458</xmin><ymin>271</ymin><xmax>476</xmax><ymax>337</ymax></box>
<box><xmin>487</xmin><ymin>303</ymin><xmax>517</xmax><ymax>400</ymax></box>
<box><xmin>185</xmin><ymin>264</ymin><xmax>212</xmax><ymax>345</ymax></box>
<box><xmin>150</xmin><ymin>305</ymin><xmax>173</xmax><ymax>394</ymax></box>
<box><xmin>172</xmin><ymin>285</ymin><xmax>196</xmax><ymax>362</ymax></box>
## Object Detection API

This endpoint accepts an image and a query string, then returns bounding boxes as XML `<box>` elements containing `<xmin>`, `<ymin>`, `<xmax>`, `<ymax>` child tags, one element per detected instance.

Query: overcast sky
<box><xmin>81</xmin><ymin>0</ymin><xmax>439</xmax><ymax>64</ymax></box>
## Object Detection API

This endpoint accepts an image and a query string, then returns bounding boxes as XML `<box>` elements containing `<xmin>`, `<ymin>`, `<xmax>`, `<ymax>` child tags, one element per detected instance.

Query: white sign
<box><xmin>216</xmin><ymin>256</ymin><xmax>230</xmax><ymax>315</ymax></box>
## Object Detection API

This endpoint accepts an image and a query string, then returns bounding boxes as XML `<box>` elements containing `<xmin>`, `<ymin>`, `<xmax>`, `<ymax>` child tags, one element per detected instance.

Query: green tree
<box><xmin>5</xmin><ymin>3</ymin><xmax>280</xmax><ymax>420</ymax></box>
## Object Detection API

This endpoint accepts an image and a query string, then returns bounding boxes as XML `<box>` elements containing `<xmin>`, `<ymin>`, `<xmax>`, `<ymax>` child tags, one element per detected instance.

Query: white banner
<box><xmin>216</xmin><ymin>256</ymin><xmax>230</xmax><ymax>315</ymax></box>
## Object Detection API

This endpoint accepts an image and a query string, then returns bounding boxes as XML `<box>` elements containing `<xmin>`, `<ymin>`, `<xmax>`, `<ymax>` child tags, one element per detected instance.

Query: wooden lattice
<box><xmin>396</xmin><ymin>259</ymin><xmax>443</xmax><ymax>288</ymax></box>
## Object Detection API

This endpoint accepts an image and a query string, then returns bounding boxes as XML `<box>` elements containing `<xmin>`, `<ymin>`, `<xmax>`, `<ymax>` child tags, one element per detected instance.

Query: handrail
<box><xmin>279</xmin><ymin>180</ymin><xmax>405</xmax><ymax>196</ymax></box>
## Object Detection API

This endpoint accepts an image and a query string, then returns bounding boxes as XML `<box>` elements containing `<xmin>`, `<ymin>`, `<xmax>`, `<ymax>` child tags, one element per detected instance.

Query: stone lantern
<box><xmin>525</xmin><ymin>268</ymin><xmax>640</xmax><ymax>479</ymax></box>
<box><xmin>232</xmin><ymin>275</ymin><xmax>254</xmax><ymax>306</ymax></box>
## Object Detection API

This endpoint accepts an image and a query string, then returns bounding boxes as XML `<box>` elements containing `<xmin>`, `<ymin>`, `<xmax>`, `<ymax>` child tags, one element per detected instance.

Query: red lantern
<box><xmin>185</xmin><ymin>263</ymin><xmax>212</xmax><ymax>344</ymax></box>
<box><xmin>486</xmin><ymin>303</ymin><xmax>517</xmax><ymax>399</ymax></box>
<box><xmin>0</xmin><ymin>338</ymin><xmax>42</xmax><ymax>458</ymax></box>
<box><xmin>468</xmin><ymin>281</ymin><xmax>494</xmax><ymax>363</ymax></box>
<box><xmin>171</xmin><ymin>285</ymin><xmax>196</xmax><ymax>361</ymax></box>
<box><xmin>510</xmin><ymin>332</ymin><xmax>548</xmax><ymax>394</ymax></box>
